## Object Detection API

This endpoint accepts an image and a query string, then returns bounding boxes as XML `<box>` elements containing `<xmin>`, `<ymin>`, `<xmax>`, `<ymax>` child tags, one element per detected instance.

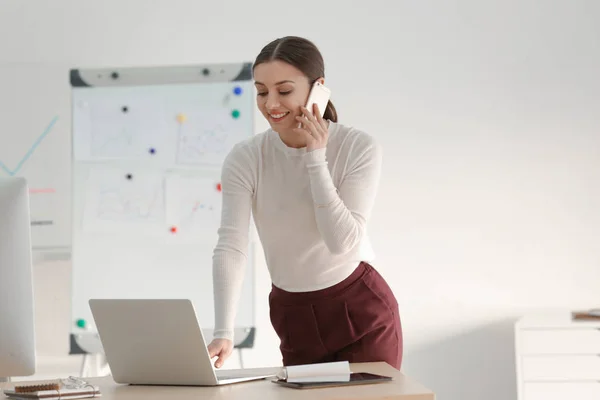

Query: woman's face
<box><xmin>253</xmin><ymin>60</ymin><xmax>314</xmax><ymax>136</ymax></box>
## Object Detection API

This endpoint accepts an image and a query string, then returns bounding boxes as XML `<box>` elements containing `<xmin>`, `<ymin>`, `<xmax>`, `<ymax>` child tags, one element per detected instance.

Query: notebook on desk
<box><xmin>572</xmin><ymin>308</ymin><xmax>600</xmax><ymax>321</ymax></box>
<box><xmin>88</xmin><ymin>298</ymin><xmax>277</xmax><ymax>386</ymax></box>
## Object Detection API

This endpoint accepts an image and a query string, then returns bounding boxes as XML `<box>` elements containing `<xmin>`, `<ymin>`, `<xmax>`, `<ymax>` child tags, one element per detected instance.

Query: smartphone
<box><xmin>298</xmin><ymin>81</ymin><xmax>331</xmax><ymax>127</ymax></box>
<box><xmin>272</xmin><ymin>372</ymin><xmax>393</xmax><ymax>390</ymax></box>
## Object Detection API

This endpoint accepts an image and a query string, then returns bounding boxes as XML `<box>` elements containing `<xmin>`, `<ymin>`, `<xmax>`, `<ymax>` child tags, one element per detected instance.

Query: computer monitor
<box><xmin>0</xmin><ymin>177</ymin><xmax>36</xmax><ymax>381</ymax></box>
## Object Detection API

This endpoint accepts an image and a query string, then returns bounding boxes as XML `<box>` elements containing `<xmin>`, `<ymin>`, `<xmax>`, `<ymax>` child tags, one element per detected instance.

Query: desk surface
<box><xmin>1</xmin><ymin>362</ymin><xmax>435</xmax><ymax>400</ymax></box>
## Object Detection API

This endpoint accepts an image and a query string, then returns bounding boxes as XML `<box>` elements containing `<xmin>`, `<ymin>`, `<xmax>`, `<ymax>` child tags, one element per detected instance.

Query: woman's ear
<box><xmin>317</xmin><ymin>77</ymin><xmax>325</xmax><ymax>85</ymax></box>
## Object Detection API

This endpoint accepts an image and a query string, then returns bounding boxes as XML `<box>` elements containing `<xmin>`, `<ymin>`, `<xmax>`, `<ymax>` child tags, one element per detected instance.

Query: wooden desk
<box><xmin>1</xmin><ymin>362</ymin><xmax>435</xmax><ymax>400</ymax></box>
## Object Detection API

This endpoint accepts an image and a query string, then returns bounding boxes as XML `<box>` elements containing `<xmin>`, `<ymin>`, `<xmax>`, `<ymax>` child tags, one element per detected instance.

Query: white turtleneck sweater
<box><xmin>212</xmin><ymin>121</ymin><xmax>382</xmax><ymax>340</ymax></box>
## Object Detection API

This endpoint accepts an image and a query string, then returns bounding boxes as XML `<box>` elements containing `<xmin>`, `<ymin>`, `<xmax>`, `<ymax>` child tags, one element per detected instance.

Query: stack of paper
<box><xmin>3</xmin><ymin>385</ymin><xmax>101</xmax><ymax>399</ymax></box>
<box><xmin>276</xmin><ymin>361</ymin><xmax>351</xmax><ymax>383</ymax></box>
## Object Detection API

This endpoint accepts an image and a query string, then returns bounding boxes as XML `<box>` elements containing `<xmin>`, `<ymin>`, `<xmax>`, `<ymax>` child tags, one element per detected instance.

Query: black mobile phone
<box><xmin>271</xmin><ymin>372</ymin><xmax>393</xmax><ymax>390</ymax></box>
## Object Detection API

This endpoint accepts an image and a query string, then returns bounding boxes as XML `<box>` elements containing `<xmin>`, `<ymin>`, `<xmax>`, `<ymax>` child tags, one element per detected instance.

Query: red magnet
<box><xmin>216</xmin><ymin>183</ymin><xmax>222</xmax><ymax>192</ymax></box>
<box><xmin>170</xmin><ymin>226</ymin><xmax>177</xmax><ymax>233</ymax></box>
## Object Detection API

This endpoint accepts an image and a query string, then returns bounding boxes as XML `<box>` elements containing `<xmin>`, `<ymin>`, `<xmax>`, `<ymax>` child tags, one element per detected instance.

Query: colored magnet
<box><xmin>76</xmin><ymin>319</ymin><xmax>86</xmax><ymax>328</ymax></box>
<box><xmin>176</xmin><ymin>113</ymin><xmax>187</xmax><ymax>123</ymax></box>
<box><xmin>233</xmin><ymin>86</ymin><xmax>242</xmax><ymax>95</ymax></box>
<box><xmin>122</xmin><ymin>106</ymin><xmax>128</xmax><ymax>113</ymax></box>
<box><xmin>149</xmin><ymin>148</ymin><xmax>156</xmax><ymax>155</ymax></box>
<box><xmin>231</xmin><ymin>109</ymin><xmax>240</xmax><ymax>119</ymax></box>
<box><xmin>216</xmin><ymin>183</ymin><xmax>222</xmax><ymax>192</ymax></box>
<box><xmin>170</xmin><ymin>226</ymin><xmax>177</xmax><ymax>233</ymax></box>
<box><xmin>126</xmin><ymin>173</ymin><xmax>133</xmax><ymax>180</ymax></box>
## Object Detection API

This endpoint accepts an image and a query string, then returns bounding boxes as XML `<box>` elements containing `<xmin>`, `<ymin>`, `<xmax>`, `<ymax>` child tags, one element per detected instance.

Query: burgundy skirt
<box><xmin>269</xmin><ymin>261</ymin><xmax>403</xmax><ymax>370</ymax></box>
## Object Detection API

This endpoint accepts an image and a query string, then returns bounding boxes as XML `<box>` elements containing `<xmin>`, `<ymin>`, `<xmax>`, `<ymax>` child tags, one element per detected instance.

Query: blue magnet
<box><xmin>233</xmin><ymin>86</ymin><xmax>242</xmax><ymax>95</ymax></box>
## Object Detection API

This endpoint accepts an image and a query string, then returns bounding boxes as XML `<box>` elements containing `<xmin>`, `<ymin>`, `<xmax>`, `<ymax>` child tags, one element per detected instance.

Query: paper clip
<box><xmin>59</xmin><ymin>376</ymin><xmax>98</xmax><ymax>398</ymax></box>
<box><xmin>60</xmin><ymin>376</ymin><xmax>88</xmax><ymax>389</ymax></box>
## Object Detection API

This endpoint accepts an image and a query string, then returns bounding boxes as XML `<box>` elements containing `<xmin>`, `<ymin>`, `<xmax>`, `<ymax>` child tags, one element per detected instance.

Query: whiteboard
<box><xmin>69</xmin><ymin>62</ymin><xmax>257</xmax><ymax>353</ymax></box>
<box><xmin>0</xmin><ymin>64</ymin><xmax>72</xmax><ymax>250</ymax></box>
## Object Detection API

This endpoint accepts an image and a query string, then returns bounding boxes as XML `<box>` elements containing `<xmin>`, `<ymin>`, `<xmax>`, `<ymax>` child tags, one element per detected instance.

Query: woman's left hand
<box><xmin>294</xmin><ymin>103</ymin><xmax>328</xmax><ymax>152</ymax></box>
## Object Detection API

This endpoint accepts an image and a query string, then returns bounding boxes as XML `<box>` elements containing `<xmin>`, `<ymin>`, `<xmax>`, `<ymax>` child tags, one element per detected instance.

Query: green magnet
<box><xmin>231</xmin><ymin>109</ymin><xmax>240</xmax><ymax>119</ymax></box>
<box><xmin>76</xmin><ymin>319</ymin><xmax>86</xmax><ymax>328</ymax></box>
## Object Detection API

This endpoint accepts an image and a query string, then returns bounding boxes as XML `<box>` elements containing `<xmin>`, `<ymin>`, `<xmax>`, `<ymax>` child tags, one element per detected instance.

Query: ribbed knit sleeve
<box><xmin>304</xmin><ymin>138</ymin><xmax>382</xmax><ymax>255</ymax></box>
<box><xmin>212</xmin><ymin>145</ymin><xmax>254</xmax><ymax>341</ymax></box>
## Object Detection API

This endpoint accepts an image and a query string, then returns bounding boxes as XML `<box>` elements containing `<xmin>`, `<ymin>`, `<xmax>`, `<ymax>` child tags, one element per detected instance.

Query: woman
<box><xmin>207</xmin><ymin>36</ymin><xmax>403</xmax><ymax>370</ymax></box>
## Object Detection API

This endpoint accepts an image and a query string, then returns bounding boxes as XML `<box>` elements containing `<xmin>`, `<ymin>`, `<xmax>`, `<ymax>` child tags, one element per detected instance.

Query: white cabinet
<box><xmin>515</xmin><ymin>313</ymin><xmax>600</xmax><ymax>400</ymax></box>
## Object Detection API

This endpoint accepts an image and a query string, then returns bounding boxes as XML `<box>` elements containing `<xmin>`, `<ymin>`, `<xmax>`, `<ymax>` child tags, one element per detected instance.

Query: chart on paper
<box><xmin>175</xmin><ymin>108</ymin><xmax>241</xmax><ymax>166</ymax></box>
<box><xmin>165</xmin><ymin>174</ymin><xmax>222</xmax><ymax>242</ymax></box>
<box><xmin>82</xmin><ymin>167</ymin><xmax>165</xmax><ymax>235</ymax></box>
<box><xmin>73</xmin><ymin>95</ymin><xmax>169</xmax><ymax>161</ymax></box>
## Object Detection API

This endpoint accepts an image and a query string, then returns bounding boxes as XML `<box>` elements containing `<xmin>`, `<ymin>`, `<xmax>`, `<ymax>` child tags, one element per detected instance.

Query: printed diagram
<box><xmin>165</xmin><ymin>175</ymin><xmax>222</xmax><ymax>240</ymax></box>
<box><xmin>176</xmin><ymin>110</ymin><xmax>234</xmax><ymax>166</ymax></box>
<box><xmin>82</xmin><ymin>168</ymin><xmax>165</xmax><ymax>234</ymax></box>
<box><xmin>94</xmin><ymin>182</ymin><xmax>162</xmax><ymax>222</ymax></box>
<box><xmin>81</xmin><ymin>98</ymin><xmax>168</xmax><ymax>159</ymax></box>
<box><xmin>92</xmin><ymin>126</ymin><xmax>134</xmax><ymax>158</ymax></box>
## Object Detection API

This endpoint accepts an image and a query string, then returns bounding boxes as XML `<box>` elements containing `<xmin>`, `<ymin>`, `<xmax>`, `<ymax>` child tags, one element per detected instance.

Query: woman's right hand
<box><xmin>207</xmin><ymin>338</ymin><xmax>234</xmax><ymax>368</ymax></box>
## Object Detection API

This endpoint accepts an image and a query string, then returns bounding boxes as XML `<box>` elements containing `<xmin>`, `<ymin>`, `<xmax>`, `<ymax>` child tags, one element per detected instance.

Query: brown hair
<box><xmin>252</xmin><ymin>36</ymin><xmax>338</xmax><ymax>122</ymax></box>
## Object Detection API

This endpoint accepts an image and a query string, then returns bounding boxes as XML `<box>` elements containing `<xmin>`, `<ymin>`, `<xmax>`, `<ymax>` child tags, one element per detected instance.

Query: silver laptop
<box><xmin>89</xmin><ymin>298</ymin><xmax>277</xmax><ymax>386</ymax></box>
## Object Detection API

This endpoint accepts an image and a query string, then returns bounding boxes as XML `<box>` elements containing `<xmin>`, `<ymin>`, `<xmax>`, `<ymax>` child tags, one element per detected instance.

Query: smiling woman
<box><xmin>207</xmin><ymin>36</ymin><xmax>403</xmax><ymax>371</ymax></box>
<box><xmin>252</xmin><ymin>39</ymin><xmax>337</xmax><ymax>151</ymax></box>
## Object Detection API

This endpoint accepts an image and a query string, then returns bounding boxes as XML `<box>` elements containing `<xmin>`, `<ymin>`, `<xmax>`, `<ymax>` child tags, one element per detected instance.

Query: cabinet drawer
<box><xmin>520</xmin><ymin>329</ymin><xmax>600</xmax><ymax>354</ymax></box>
<box><xmin>522</xmin><ymin>355</ymin><xmax>600</xmax><ymax>380</ymax></box>
<box><xmin>524</xmin><ymin>382</ymin><xmax>600</xmax><ymax>400</ymax></box>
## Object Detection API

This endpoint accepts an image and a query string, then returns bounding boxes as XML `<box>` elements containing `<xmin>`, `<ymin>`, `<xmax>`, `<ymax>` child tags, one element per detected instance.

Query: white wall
<box><xmin>3</xmin><ymin>0</ymin><xmax>600</xmax><ymax>399</ymax></box>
